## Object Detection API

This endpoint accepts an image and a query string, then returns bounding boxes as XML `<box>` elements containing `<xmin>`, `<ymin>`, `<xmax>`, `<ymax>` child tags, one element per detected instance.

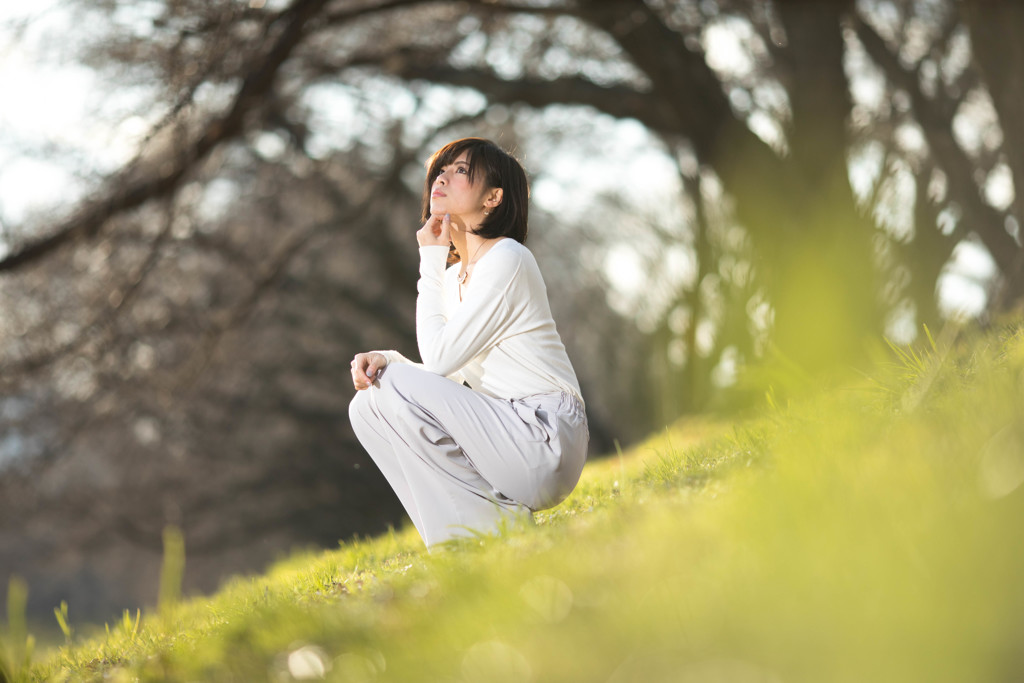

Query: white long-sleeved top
<box><xmin>380</xmin><ymin>239</ymin><xmax>583</xmax><ymax>405</ymax></box>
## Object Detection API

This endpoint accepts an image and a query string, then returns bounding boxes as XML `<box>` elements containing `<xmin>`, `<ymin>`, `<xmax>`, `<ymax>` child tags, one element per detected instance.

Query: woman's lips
<box><xmin>431</xmin><ymin>190</ymin><xmax>445</xmax><ymax>197</ymax></box>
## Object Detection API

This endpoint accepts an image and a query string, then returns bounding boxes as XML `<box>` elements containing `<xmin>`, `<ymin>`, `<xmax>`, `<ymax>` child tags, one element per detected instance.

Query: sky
<box><xmin>1</xmin><ymin>4</ymin><xmax>83</xmax><ymax>219</ymax></box>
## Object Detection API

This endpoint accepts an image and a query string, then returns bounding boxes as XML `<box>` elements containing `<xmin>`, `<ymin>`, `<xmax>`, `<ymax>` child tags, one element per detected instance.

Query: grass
<box><xmin>5</xmin><ymin>320</ymin><xmax>1024</xmax><ymax>682</ymax></box>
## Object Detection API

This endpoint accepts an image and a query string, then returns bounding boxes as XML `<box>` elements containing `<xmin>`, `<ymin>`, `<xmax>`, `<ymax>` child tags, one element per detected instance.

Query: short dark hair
<box><xmin>422</xmin><ymin>138</ymin><xmax>529</xmax><ymax>244</ymax></box>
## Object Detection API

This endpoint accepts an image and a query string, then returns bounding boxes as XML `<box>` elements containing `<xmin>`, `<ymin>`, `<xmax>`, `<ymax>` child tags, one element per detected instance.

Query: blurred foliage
<box><xmin>13</xmin><ymin>316</ymin><xmax>1024</xmax><ymax>682</ymax></box>
<box><xmin>0</xmin><ymin>577</ymin><xmax>35</xmax><ymax>683</ymax></box>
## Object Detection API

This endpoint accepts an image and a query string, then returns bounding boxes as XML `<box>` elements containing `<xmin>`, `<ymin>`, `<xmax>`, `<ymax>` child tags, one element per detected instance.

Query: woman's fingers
<box><xmin>365</xmin><ymin>356</ymin><xmax>382</xmax><ymax>381</ymax></box>
<box><xmin>416</xmin><ymin>215</ymin><xmax>438</xmax><ymax>246</ymax></box>
<box><xmin>438</xmin><ymin>213</ymin><xmax>451</xmax><ymax>243</ymax></box>
<box><xmin>417</xmin><ymin>214</ymin><xmax>450</xmax><ymax>247</ymax></box>
<box><xmin>350</xmin><ymin>354</ymin><xmax>368</xmax><ymax>390</ymax></box>
<box><xmin>351</xmin><ymin>352</ymin><xmax>387</xmax><ymax>390</ymax></box>
<box><xmin>350</xmin><ymin>357</ymin><xmax>364</xmax><ymax>390</ymax></box>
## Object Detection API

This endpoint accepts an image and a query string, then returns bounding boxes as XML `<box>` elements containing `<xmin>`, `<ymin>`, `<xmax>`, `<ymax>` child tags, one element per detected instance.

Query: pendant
<box><xmin>457</xmin><ymin>269</ymin><xmax>468</xmax><ymax>284</ymax></box>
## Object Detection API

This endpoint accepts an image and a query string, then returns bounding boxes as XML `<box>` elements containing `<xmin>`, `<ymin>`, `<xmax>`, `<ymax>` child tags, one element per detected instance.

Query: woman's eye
<box><xmin>456</xmin><ymin>167</ymin><xmax>467</xmax><ymax>174</ymax></box>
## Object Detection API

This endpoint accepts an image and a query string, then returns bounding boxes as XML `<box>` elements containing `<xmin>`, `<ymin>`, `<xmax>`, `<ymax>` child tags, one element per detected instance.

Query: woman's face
<box><xmin>429</xmin><ymin>151</ymin><xmax>490</xmax><ymax>220</ymax></box>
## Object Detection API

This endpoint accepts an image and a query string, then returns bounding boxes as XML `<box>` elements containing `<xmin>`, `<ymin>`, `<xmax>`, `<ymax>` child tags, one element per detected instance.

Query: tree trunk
<box><xmin>961</xmin><ymin>2</ymin><xmax>1024</xmax><ymax>310</ymax></box>
<box><xmin>721</xmin><ymin>0</ymin><xmax>882</xmax><ymax>372</ymax></box>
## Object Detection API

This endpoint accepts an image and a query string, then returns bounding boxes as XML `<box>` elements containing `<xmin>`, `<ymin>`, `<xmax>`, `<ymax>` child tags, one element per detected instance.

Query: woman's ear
<box><xmin>485</xmin><ymin>187</ymin><xmax>503</xmax><ymax>209</ymax></box>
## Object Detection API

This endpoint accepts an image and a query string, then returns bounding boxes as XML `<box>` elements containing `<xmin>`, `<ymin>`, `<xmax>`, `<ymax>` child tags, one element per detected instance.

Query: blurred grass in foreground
<box><xmin>9</xmin><ymin>321</ymin><xmax>1024</xmax><ymax>682</ymax></box>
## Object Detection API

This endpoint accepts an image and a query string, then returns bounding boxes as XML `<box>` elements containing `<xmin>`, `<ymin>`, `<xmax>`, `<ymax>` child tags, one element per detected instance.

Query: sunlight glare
<box><xmin>703</xmin><ymin>18</ymin><xmax>756</xmax><ymax>78</ymax></box>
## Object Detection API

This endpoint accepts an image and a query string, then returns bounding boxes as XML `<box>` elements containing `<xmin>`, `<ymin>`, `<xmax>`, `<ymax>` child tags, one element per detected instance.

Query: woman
<box><xmin>348</xmin><ymin>137</ymin><xmax>589</xmax><ymax>548</ymax></box>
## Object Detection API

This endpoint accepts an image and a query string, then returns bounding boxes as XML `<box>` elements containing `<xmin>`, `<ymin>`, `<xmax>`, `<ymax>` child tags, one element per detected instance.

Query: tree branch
<box><xmin>0</xmin><ymin>0</ymin><xmax>330</xmax><ymax>274</ymax></box>
<box><xmin>378</xmin><ymin>60</ymin><xmax>678</xmax><ymax>132</ymax></box>
<box><xmin>322</xmin><ymin>0</ymin><xmax>574</xmax><ymax>26</ymax></box>
<box><xmin>853</xmin><ymin>13</ymin><xmax>1019</xmax><ymax>275</ymax></box>
<box><xmin>0</xmin><ymin>203</ymin><xmax>175</xmax><ymax>386</ymax></box>
<box><xmin>573</xmin><ymin>0</ymin><xmax>736</xmax><ymax>159</ymax></box>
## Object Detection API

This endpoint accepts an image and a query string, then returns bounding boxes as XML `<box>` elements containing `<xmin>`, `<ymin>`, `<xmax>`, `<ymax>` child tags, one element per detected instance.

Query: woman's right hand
<box><xmin>417</xmin><ymin>213</ymin><xmax>451</xmax><ymax>247</ymax></box>
<box><xmin>351</xmin><ymin>352</ymin><xmax>387</xmax><ymax>390</ymax></box>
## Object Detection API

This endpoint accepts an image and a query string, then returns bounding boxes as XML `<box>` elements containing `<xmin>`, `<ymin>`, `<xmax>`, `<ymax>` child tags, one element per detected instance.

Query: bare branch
<box><xmin>853</xmin><ymin>13</ymin><xmax>1019</xmax><ymax>275</ymax></box>
<box><xmin>322</xmin><ymin>0</ymin><xmax>575</xmax><ymax>26</ymax></box>
<box><xmin>378</xmin><ymin>60</ymin><xmax>676</xmax><ymax>131</ymax></box>
<box><xmin>0</xmin><ymin>0</ymin><xmax>331</xmax><ymax>274</ymax></box>
<box><xmin>0</xmin><ymin>204</ymin><xmax>175</xmax><ymax>386</ymax></box>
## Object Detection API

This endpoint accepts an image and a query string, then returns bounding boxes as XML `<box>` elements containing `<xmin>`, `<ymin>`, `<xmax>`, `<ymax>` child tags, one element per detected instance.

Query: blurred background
<box><xmin>1</xmin><ymin>0</ymin><xmax>1021</xmax><ymax>623</ymax></box>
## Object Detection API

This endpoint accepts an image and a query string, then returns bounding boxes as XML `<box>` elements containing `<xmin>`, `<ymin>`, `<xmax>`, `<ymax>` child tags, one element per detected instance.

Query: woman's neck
<box><xmin>449</xmin><ymin>216</ymin><xmax>489</xmax><ymax>266</ymax></box>
<box><xmin>450</xmin><ymin>231</ymin><xmax>469</xmax><ymax>260</ymax></box>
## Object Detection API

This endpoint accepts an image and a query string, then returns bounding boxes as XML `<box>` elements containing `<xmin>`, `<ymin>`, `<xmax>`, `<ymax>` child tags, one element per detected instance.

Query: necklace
<box><xmin>456</xmin><ymin>238</ymin><xmax>487</xmax><ymax>284</ymax></box>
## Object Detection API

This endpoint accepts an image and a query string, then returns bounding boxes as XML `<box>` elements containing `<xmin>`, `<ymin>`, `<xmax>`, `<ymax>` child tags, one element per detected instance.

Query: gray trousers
<box><xmin>348</xmin><ymin>363</ymin><xmax>588</xmax><ymax>547</ymax></box>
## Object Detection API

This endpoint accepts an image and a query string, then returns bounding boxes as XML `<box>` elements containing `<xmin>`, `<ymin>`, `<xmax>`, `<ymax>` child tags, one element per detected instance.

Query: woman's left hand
<box><xmin>351</xmin><ymin>352</ymin><xmax>387</xmax><ymax>390</ymax></box>
<box><xmin>417</xmin><ymin>213</ymin><xmax>451</xmax><ymax>247</ymax></box>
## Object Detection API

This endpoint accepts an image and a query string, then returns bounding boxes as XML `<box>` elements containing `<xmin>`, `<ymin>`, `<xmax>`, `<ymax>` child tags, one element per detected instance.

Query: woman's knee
<box><xmin>348</xmin><ymin>387</ymin><xmax>375</xmax><ymax>427</ymax></box>
<box><xmin>351</xmin><ymin>364</ymin><xmax>423</xmax><ymax>422</ymax></box>
<box><xmin>378</xmin><ymin>363</ymin><xmax>447</xmax><ymax>406</ymax></box>
<box><xmin>378</xmin><ymin>361</ymin><xmax>422</xmax><ymax>388</ymax></box>
<box><xmin>375</xmin><ymin>363</ymin><xmax>469</xmax><ymax>427</ymax></box>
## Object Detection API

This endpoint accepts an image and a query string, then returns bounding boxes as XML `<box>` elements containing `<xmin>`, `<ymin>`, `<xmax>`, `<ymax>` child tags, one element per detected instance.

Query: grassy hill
<box><xmin>5</xmin><ymin>321</ymin><xmax>1024</xmax><ymax>682</ymax></box>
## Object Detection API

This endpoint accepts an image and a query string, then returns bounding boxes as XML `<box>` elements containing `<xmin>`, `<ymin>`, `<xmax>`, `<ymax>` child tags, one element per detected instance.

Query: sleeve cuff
<box><xmin>418</xmin><ymin>245</ymin><xmax>450</xmax><ymax>279</ymax></box>
<box><xmin>377</xmin><ymin>350</ymin><xmax>411</xmax><ymax>365</ymax></box>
